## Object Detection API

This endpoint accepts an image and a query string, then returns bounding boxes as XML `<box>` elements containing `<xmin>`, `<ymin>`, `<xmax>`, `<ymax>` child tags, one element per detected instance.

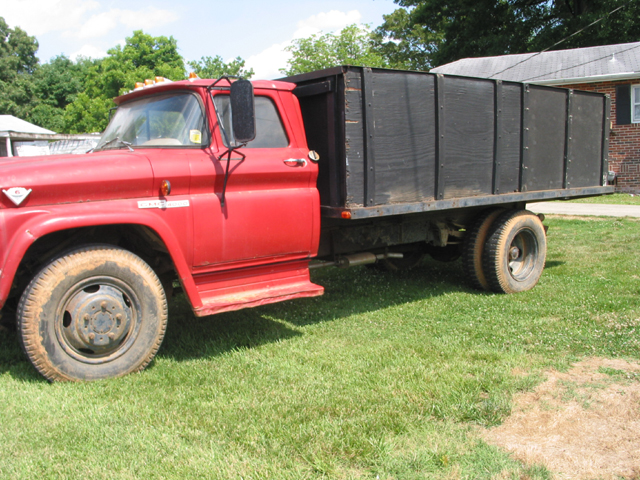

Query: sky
<box><xmin>2</xmin><ymin>0</ymin><xmax>400</xmax><ymax>79</ymax></box>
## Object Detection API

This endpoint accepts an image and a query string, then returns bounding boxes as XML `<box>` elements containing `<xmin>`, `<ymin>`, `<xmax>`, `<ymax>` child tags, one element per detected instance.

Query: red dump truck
<box><xmin>0</xmin><ymin>66</ymin><xmax>612</xmax><ymax>381</ymax></box>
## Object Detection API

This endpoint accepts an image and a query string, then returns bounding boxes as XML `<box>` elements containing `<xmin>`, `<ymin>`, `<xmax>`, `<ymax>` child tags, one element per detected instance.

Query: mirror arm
<box><xmin>218</xmin><ymin>146</ymin><xmax>246</xmax><ymax>208</ymax></box>
<box><xmin>208</xmin><ymin>75</ymin><xmax>242</xmax><ymax>90</ymax></box>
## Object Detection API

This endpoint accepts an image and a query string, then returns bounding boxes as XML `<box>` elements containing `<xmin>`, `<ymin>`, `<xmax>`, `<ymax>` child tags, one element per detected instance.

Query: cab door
<box><xmin>189</xmin><ymin>88</ymin><xmax>320</xmax><ymax>271</ymax></box>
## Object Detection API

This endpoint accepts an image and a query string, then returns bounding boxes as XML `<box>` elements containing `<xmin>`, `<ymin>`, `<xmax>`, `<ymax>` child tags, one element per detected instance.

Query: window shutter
<box><xmin>616</xmin><ymin>84</ymin><xmax>631</xmax><ymax>125</ymax></box>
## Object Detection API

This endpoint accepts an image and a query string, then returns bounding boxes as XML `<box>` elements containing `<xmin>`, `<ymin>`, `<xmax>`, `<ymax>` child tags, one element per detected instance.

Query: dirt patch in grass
<box><xmin>482</xmin><ymin>358</ymin><xmax>640</xmax><ymax>479</ymax></box>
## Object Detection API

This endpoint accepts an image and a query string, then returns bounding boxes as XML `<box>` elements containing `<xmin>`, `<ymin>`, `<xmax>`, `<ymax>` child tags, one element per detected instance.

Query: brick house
<box><xmin>431</xmin><ymin>42</ymin><xmax>640</xmax><ymax>192</ymax></box>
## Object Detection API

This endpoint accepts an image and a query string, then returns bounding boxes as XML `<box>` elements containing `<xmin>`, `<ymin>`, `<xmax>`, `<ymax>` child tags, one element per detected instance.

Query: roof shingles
<box><xmin>430</xmin><ymin>42</ymin><xmax>640</xmax><ymax>84</ymax></box>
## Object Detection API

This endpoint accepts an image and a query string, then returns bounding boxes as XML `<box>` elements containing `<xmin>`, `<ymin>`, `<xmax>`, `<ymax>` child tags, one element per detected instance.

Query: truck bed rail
<box><xmin>285</xmin><ymin>66</ymin><xmax>612</xmax><ymax>218</ymax></box>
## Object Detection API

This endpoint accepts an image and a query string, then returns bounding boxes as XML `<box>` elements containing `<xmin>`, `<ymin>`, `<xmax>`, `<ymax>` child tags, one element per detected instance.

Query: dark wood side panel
<box><xmin>344</xmin><ymin>71</ymin><xmax>365</xmax><ymax>206</ymax></box>
<box><xmin>442</xmin><ymin>76</ymin><xmax>495</xmax><ymax>199</ymax></box>
<box><xmin>568</xmin><ymin>92</ymin><xmax>605</xmax><ymax>188</ymax></box>
<box><xmin>367</xmin><ymin>71</ymin><xmax>437</xmax><ymax>205</ymax></box>
<box><xmin>294</xmin><ymin>76</ymin><xmax>346</xmax><ymax>207</ymax></box>
<box><xmin>498</xmin><ymin>83</ymin><xmax>522</xmax><ymax>193</ymax></box>
<box><xmin>523</xmin><ymin>86</ymin><xmax>567</xmax><ymax>192</ymax></box>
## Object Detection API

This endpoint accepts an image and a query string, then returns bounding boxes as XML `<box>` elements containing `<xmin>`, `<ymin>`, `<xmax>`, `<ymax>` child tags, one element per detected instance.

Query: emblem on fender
<box><xmin>3</xmin><ymin>187</ymin><xmax>32</xmax><ymax>206</ymax></box>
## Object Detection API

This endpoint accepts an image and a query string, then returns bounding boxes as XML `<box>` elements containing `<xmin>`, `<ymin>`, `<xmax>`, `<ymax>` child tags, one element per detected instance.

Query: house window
<box><xmin>633</xmin><ymin>85</ymin><xmax>640</xmax><ymax>123</ymax></box>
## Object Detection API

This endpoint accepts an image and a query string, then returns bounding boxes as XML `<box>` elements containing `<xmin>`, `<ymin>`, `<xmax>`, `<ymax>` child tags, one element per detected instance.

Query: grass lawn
<box><xmin>566</xmin><ymin>192</ymin><xmax>640</xmax><ymax>205</ymax></box>
<box><xmin>1</xmin><ymin>217</ymin><xmax>639</xmax><ymax>479</ymax></box>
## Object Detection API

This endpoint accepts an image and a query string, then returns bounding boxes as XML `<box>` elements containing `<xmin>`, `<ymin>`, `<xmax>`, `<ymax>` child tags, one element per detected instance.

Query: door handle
<box><xmin>284</xmin><ymin>158</ymin><xmax>307</xmax><ymax>167</ymax></box>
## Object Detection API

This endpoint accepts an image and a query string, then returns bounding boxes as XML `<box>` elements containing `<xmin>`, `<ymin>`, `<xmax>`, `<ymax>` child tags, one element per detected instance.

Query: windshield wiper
<box><xmin>97</xmin><ymin>136</ymin><xmax>134</xmax><ymax>152</ymax></box>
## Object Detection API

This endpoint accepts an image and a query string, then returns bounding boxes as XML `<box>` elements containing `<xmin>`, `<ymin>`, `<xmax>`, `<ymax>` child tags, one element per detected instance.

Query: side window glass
<box><xmin>213</xmin><ymin>95</ymin><xmax>289</xmax><ymax>148</ymax></box>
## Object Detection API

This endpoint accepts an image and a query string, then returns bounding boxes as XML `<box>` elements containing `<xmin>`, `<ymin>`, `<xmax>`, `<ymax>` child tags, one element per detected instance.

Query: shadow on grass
<box><xmin>159</xmin><ymin>256</ymin><xmax>468</xmax><ymax>362</ymax></box>
<box><xmin>0</xmin><ymin>257</ymin><xmax>473</xmax><ymax>375</ymax></box>
<box><xmin>544</xmin><ymin>260</ymin><xmax>565</xmax><ymax>269</ymax></box>
<box><xmin>0</xmin><ymin>327</ymin><xmax>43</xmax><ymax>382</ymax></box>
<box><xmin>160</xmin><ymin>302</ymin><xmax>304</xmax><ymax>362</ymax></box>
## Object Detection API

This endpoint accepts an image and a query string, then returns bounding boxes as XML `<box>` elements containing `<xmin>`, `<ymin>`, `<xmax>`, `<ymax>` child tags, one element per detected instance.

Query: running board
<box><xmin>192</xmin><ymin>260</ymin><xmax>324</xmax><ymax>316</ymax></box>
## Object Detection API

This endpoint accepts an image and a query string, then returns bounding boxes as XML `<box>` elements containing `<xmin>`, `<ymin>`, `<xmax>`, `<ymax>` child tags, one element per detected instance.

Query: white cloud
<box><xmin>70</xmin><ymin>44</ymin><xmax>108</xmax><ymax>60</ymax></box>
<box><xmin>70</xmin><ymin>7</ymin><xmax>177</xmax><ymax>39</ymax></box>
<box><xmin>293</xmin><ymin>10</ymin><xmax>362</xmax><ymax>39</ymax></box>
<box><xmin>74</xmin><ymin>11</ymin><xmax>119</xmax><ymax>39</ymax></box>
<box><xmin>3</xmin><ymin>1</ymin><xmax>177</xmax><ymax>39</ymax></box>
<box><xmin>246</xmin><ymin>40</ymin><xmax>293</xmax><ymax>80</ymax></box>
<box><xmin>3</xmin><ymin>0</ymin><xmax>100</xmax><ymax>36</ymax></box>
<box><xmin>246</xmin><ymin>10</ymin><xmax>363</xmax><ymax>80</ymax></box>
<box><xmin>120</xmin><ymin>7</ymin><xmax>176</xmax><ymax>31</ymax></box>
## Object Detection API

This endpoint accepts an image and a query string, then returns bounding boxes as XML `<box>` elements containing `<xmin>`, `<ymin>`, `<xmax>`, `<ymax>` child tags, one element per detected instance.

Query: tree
<box><xmin>526</xmin><ymin>0</ymin><xmax>640</xmax><ymax>52</ymax></box>
<box><xmin>0</xmin><ymin>17</ymin><xmax>38</xmax><ymax>80</ymax></box>
<box><xmin>63</xmin><ymin>92</ymin><xmax>113</xmax><ymax>134</ymax></box>
<box><xmin>29</xmin><ymin>55</ymin><xmax>96</xmax><ymax>131</ymax></box>
<box><xmin>0</xmin><ymin>17</ymin><xmax>97</xmax><ymax>131</ymax></box>
<box><xmin>187</xmin><ymin>55</ymin><xmax>254</xmax><ymax>79</ymax></box>
<box><xmin>91</xmin><ymin>30</ymin><xmax>185</xmax><ymax>99</ymax></box>
<box><xmin>0</xmin><ymin>20</ymin><xmax>254</xmax><ymax>133</ymax></box>
<box><xmin>64</xmin><ymin>30</ymin><xmax>186</xmax><ymax>133</ymax></box>
<box><xmin>280</xmin><ymin>24</ymin><xmax>393</xmax><ymax>76</ymax></box>
<box><xmin>377</xmin><ymin>0</ymin><xmax>640</xmax><ymax>69</ymax></box>
<box><xmin>0</xmin><ymin>16</ymin><xmax>40</xmax><ymax>119</ymax></box>
<box><xmin>373</xmin><ymin>8</ymin><xmax>441</xmax><ymax>71</ymax></box>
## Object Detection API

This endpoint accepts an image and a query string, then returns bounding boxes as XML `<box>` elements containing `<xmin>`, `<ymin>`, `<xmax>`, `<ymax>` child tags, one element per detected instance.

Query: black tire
<box><xmin>483</xmin><ymin>210</ymin><xmax>547</xmax><ymax>294</ymax></box>
<box><xmin>461</xmin><ymin>209</ymin><xmax>504</xmax><ymax>291</ymax></box>
<box><xmin>17</xmin><ymin>245</ymin><xmax>168</xmax><ymax>382</ymax></box>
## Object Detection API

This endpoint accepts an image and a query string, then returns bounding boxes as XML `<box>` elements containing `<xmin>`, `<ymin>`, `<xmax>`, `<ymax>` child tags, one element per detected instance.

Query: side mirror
<box><xmin>230</xmin><ymin>79</ymin><xmax>256</xmax><ymax>144</ymax></box>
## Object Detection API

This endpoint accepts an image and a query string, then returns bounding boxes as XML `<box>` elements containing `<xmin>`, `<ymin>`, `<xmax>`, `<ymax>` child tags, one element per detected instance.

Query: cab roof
<box><xmin>114</xmin><ymin>78</ymin><xmax>296</xmax><ymax>105</ymax></box>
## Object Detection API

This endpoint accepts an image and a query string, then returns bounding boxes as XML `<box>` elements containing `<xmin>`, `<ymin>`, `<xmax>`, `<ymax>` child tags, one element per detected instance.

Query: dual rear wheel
<box><xmin>462</xmin><ymin>209</ymin><xmax>547</xmax><ymax>294</ymax></box>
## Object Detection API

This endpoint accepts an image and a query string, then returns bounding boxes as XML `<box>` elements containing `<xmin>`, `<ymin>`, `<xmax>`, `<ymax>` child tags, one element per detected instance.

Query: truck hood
<box><xmin>0</xmin><ymin>151</ymin><xmax>153</xmax><ymax>208</ymax></box>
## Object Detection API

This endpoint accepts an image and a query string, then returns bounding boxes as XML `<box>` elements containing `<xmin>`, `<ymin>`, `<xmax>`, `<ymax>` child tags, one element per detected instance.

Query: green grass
<box><xmin>565</xmin><ymin>192</ymin><xmax>640</xmax><ymax>205</ymax></box>
<box><xmin>1</xmin><ymin>217</ymin><xmax>640</xmax><ymax>479</ymax></box>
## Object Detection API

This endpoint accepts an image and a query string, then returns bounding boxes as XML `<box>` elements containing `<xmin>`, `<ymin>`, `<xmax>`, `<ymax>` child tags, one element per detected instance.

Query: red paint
<box><xmin>0</xmin><ymin>79</ymin><xmax>322</xmax><ymax>314</ymax></box>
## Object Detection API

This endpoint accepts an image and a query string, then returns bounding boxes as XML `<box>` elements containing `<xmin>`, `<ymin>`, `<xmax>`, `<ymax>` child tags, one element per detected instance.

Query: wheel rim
<box><xmin>507</xmin><ymin>228</ymin><xmax>539</xmax><ymax>282</ymax></box>
<box><xmin>55</xmin><ymin>276</ymin><xmax>142</xmax><ymax>364</ymax></box>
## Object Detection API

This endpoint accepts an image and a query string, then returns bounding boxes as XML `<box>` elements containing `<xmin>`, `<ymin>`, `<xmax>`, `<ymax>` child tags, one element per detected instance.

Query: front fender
<box><xmin>0</xmin><ymin>197</ymin><xmax>200</xmax><ymax>310</ymax></box>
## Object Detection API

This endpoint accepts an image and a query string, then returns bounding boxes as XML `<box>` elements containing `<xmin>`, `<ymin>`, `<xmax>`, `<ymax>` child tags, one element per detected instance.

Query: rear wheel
<box><xmin>17</xmin><ymin>245</ymin><xmax>168</xmax><ymax>382</ymax></box>
<box><xmin>461</xmin><ymin>209</ymin><xmax>504</xmax><ymax>291</ymax></box>
<box><xmin>482</xmin><ymin>210</ymin><xmax>547</xmax><ymax>293</ymax></box>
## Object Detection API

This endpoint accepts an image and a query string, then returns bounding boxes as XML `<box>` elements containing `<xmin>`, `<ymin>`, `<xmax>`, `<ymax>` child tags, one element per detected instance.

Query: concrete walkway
<box><xmin>527</xmin><ymin>201</ymin><xmax>640</xmax><ymax>217</ymax></box>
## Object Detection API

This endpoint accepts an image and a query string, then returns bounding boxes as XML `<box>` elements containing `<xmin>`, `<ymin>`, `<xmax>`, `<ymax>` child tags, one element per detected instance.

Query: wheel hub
<box><xmin>507</xmin><ymin>229</ymin><xmax>538</xmax><ymax>280</ymax></box>
<box><xmin>62</xmin><ymin>284</ymin><xmax>133</xmax><ymax>356</ymax></box>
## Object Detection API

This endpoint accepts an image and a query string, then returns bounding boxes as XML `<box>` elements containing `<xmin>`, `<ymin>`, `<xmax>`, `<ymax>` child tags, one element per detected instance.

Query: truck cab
<box><xmin>0</xmin><ymin>77</ymin><xmax>323</xmax><ymax>382</ymax></box>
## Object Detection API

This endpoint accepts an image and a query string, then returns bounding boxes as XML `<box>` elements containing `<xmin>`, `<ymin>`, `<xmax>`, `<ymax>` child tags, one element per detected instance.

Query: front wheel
<box><xmin>482</xmin><ymin>210</ymin><xmax>547</xmax><ymax>294</ymax></box>
<box><xmin>17</xmin><ymin>245</ymin><xmax>168</xmax><ymax>381</ymax></box>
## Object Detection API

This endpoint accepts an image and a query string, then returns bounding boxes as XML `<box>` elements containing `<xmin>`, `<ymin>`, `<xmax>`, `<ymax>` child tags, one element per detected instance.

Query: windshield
<box><xmin>95</xmin><ymin>92</ymin><xmax>208</xmax><ymax>151</ymax></box>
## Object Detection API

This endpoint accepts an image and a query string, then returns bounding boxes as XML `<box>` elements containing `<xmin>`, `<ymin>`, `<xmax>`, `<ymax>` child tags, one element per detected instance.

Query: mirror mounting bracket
<box><xmin>218</xmin><ymin>147</ymin><xmax>246</xmax><ymax>208</ymax></box>
<box><xmin>209</xmin><ymin>75</ymin><xmax>256</xmax><ymax>208</ymax></box>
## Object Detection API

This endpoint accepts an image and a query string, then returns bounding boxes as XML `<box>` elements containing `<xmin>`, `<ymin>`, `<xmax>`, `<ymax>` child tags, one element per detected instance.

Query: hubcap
<box><xmin>56</xmin><ymin>278</ymin><xmax>141</xmax><ymax>363</ymax></box>
<box><xmin>507</xmin><ymin>229</ymin><xmax>538</xmax><ymax>281</ymax></box>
